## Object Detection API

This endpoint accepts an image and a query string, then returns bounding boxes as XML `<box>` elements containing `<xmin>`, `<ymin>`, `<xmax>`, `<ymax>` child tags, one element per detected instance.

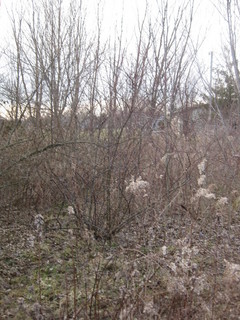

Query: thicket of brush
<box><xmin>1</xmin><ymin>111</ymin><xmax>240</xmax><ymax>319</ymax></box>
<box><xmin>1</xmin><ymin>0</ymin><xmax>240</xmax><ymax>318</ymax></box>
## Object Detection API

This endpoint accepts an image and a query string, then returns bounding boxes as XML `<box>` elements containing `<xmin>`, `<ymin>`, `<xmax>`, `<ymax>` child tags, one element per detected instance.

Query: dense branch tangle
<box><xmin>0</xmin><ymin>0</ymin><xmax>196</xmax><ymax>239</ymax></box>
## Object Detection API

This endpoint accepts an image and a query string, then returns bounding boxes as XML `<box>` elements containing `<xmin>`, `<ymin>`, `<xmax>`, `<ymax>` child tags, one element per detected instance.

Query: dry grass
<box><xmin>1</xmin><ymin>124</ymin><xmax>240</xmax><ymax>319</ymax></box>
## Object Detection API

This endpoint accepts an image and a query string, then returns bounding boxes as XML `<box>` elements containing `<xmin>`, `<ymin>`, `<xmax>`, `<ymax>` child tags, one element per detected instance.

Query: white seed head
<box><xmin>198</xmin><ymin>174</ymin><xmax>206</xmax><ymax>187</ymax></box>
<box><xmin>198</xmin><ymin>158</ymin><xmax>207</xmax><ymax>175</ymax></box>
<box><xmin>125</xmin><ymin>176</ymin><xmax>149</xmax><ymax>195</ymax></box>
<box><xmin>162</xmin><ymin>245</ymin><xmax>167</xmax><ymax>256</ymax></box>
<box><xmin>67</xmin><ymin>206</ymin><xmax>75</xmax><ymax>215</ymax></box>
<box><xmin>216</xmin><ymin>197</ymin><xmax>228</xmax><ymax>207</ymax></box>
<box><xmin>195</xmin><ymin>188</ymin><xmax>216</xmax><ymax>200</ymax></box>
<box><xmin>169</xmin><ymin>262</ymin><xmax>177</xmax><ymax>274</ymax></box>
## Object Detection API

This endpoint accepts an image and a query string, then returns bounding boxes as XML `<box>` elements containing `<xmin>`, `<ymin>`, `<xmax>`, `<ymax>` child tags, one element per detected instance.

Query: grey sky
<box><xmin>0</xmin><ymin>0</ymin><xmax>222</xmax><ymax>59</ymax></box>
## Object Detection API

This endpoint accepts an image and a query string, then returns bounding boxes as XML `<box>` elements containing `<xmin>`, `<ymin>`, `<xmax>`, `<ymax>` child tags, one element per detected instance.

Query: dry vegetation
<box><xmin>1</xmin><ymin>122</ymin><xmax>240</xmax><ymax>320</ymax></box>
<box><xmin>1</xmin><ymin>0</ymin><xmax>240</xmax><ymax>319</ymax></box>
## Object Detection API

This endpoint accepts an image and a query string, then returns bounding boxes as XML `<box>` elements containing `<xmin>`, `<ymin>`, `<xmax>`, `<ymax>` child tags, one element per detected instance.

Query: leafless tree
<box><xmin>215</xmin><ymin>0</ymin><xmax>240</xmax><ymax>105</ymax></box>
<box><xmin>0</xmin><ymin>0</ymin><xmax>198</xmax><ymax>239</ymax></box>
<box><xmin>226</xmin><ymin>0</ymin><xmax>240</xmax><ymax>100</ymax></box>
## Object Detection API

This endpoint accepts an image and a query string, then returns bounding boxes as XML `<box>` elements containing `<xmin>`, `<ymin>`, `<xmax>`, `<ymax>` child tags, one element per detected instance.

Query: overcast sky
<box><xmin>0</xmin><ymin>0</ymin><xmax>225</xmax><ymax>77</ymax></box>
<box><xmin>0</xmin><ymin>0</ymin><xmax>227</xmax><ymax>118</ymax></box>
